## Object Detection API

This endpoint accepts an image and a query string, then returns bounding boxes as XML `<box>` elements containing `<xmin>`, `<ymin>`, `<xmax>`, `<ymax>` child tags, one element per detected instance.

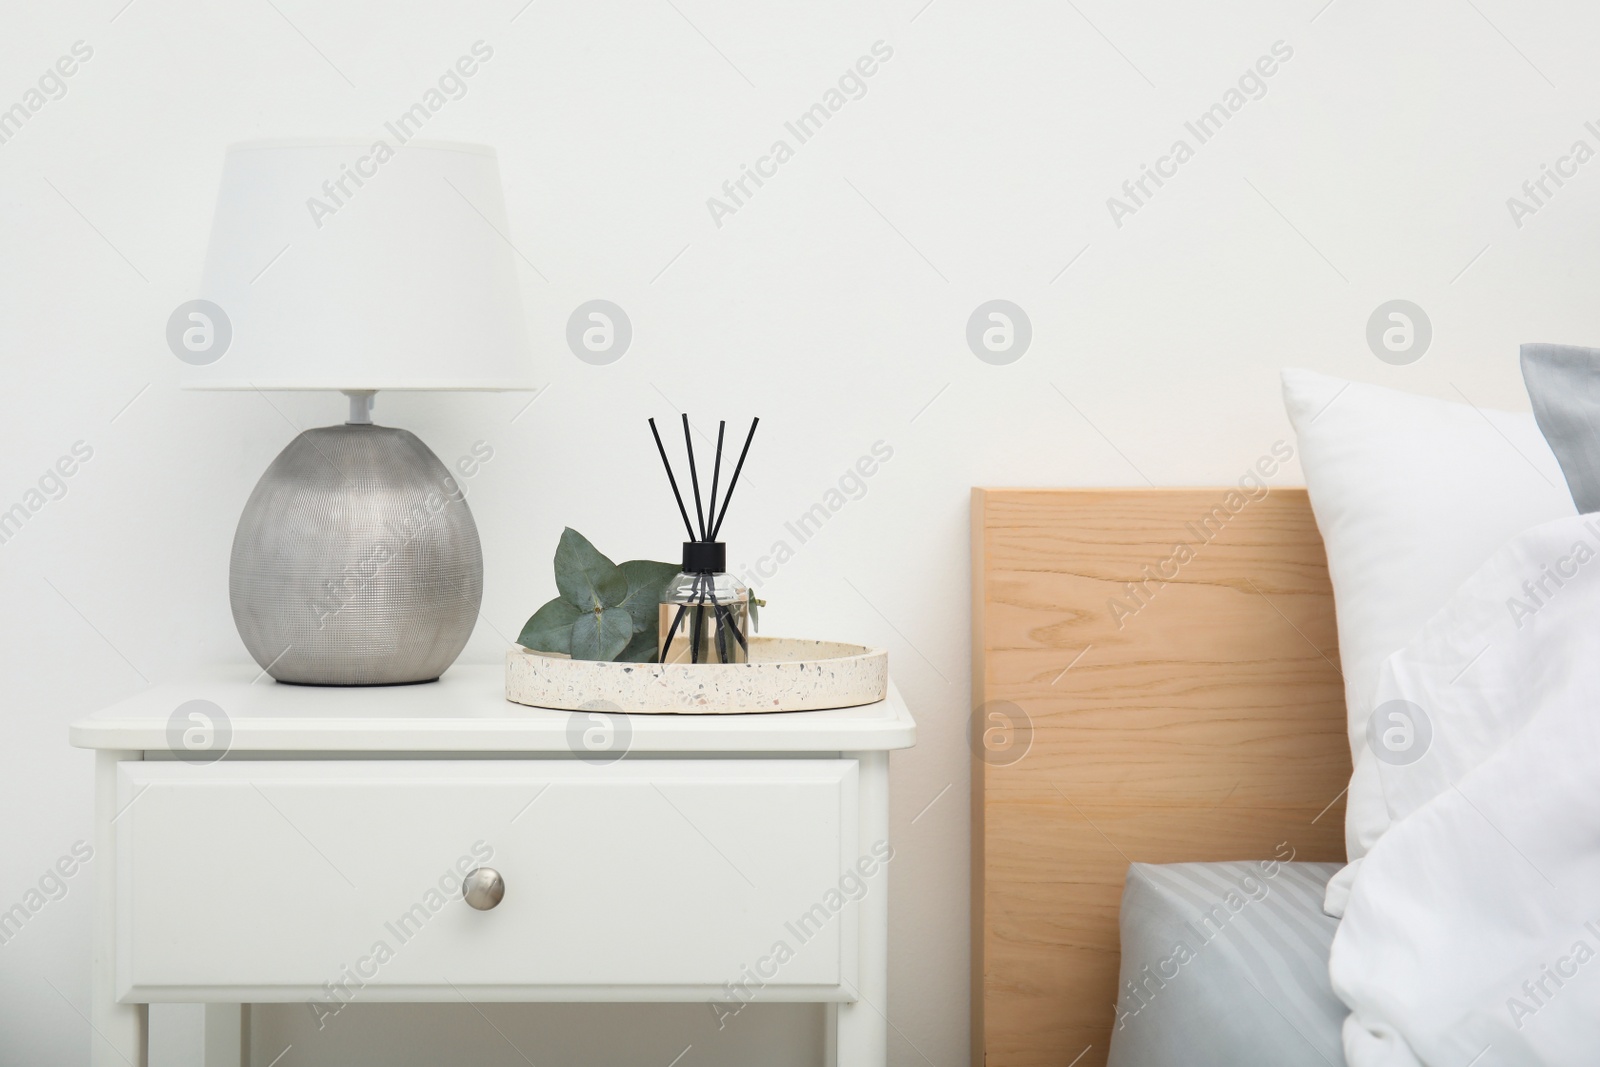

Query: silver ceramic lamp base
<box><xmin>229</xmin><ymin>423</ymin><xmax>483</xmax><ymax>686</ymax></box>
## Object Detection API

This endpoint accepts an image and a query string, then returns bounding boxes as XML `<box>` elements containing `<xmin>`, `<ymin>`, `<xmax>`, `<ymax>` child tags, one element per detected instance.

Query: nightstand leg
<box><xmin>92</xmin><ymin>750</ymin><xmax>147</xmax><ymax>1067</ymax></box>
<box><xmin>202</xmin><ymin>1004</ymin><xmax>246</xmax><ymax>1066</ymax></box>
<box><xmin>831</xmin><ymin>751</ymin><xmax>890</xmax><ymax>1067</ymax></box>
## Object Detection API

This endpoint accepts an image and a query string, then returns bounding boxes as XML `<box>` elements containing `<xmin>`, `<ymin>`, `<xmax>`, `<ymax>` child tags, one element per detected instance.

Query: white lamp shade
<box><xmin>186</xmin><ymin>139</ymin><xmax>535</xmax><ymax>390</ymax></box>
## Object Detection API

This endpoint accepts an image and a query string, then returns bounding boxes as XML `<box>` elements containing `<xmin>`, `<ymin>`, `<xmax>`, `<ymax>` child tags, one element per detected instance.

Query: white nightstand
<box><xmin>71</xmin><ymin>665</ymin><xmax>915</xmax><ymax>1067</ymax></box>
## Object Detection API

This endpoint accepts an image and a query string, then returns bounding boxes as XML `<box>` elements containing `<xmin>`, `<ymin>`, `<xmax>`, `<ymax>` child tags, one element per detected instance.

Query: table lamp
<box><xmin>185</xmin><ymin>139</ymin><xmax>534</xmax><ymax>686</ymax></box>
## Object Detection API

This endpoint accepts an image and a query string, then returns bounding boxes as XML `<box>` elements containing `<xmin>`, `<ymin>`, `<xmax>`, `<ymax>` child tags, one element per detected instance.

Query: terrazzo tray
<box><xmin>504</xmin><ymin>637</ymin><xmax>888</xmax><ymax>714</ymax></box>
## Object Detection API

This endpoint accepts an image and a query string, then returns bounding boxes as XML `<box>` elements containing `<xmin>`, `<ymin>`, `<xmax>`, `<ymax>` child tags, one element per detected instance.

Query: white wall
<box><xmin>3</xmin><ymin>0</ymin><xmax>1596</xmax><ymax>1063</ymax></box>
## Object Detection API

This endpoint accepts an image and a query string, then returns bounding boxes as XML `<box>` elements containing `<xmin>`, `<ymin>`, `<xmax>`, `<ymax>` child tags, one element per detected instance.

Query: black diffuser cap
<box><xmin>682</xmin><ymin>541</ymin><xmax>726</xmax><ymax>573</ymax></box>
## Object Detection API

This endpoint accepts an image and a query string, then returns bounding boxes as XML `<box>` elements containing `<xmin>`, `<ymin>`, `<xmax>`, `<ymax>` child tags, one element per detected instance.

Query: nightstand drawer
<box><xmin>115</xmin><ymin>759</ymin><xmax>864</xmax><ymax>1002</ymax></box>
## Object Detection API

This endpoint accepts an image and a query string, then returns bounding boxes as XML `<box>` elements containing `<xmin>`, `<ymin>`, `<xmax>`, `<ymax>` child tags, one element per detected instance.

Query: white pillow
<box><xmin>1280</xmin><ymin>369</ymin><xmax>1573</xmax><ymax>914</ymax></box>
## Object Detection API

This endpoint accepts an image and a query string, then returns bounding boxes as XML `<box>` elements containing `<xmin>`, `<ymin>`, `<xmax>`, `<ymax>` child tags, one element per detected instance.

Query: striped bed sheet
<box><xmin>1106</xmin><ymin>860</ymin><xmax>1347</xmax><ymax>1067</ymax></box>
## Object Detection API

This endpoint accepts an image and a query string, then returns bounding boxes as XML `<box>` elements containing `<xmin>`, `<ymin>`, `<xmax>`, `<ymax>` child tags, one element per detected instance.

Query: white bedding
<box><xmin>1330</xmin><ymin>514</ymin><xmax>1600</xmax><ymax>1066</ymax></box>
<box><xmin>1281</xmin><ymin>369</ymin><xmax>1574</xmax><ymax>918</ymax></box>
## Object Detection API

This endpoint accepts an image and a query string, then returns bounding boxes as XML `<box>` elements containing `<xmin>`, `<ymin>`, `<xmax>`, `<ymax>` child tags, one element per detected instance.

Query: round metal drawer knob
<box><xmin>462</xmin><ymin>867</ymin><xmax>505</xmax><ymax>911</ymax></box>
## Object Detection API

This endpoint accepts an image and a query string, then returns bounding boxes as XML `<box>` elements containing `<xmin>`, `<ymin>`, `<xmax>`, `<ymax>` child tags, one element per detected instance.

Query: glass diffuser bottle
<box><xmin>658</xmin><ymin>542</ymin><xmax>750</xmax><ymax>664</ymax></box>
<box><xmin>648</xmin><ymin>414</ymin><xmax>760</xmax><ymax>665</ymax></box>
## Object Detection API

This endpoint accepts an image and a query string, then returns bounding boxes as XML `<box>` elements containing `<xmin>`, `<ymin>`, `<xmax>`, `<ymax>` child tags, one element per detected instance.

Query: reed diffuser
<box><xmin>648</xmin><ymin>414</ymin><xmax>759</xmax><ymax>664</ymax></box>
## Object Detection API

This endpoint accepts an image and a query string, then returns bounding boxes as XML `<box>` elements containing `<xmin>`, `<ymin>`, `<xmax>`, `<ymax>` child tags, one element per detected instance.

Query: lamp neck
<box><xmin>344</xmin><ymin>390</ymin><xmax>376</xmax><ymax>425</ymax></box>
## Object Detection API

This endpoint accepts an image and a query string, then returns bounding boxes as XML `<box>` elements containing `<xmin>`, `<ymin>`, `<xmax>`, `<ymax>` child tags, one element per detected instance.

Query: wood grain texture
<box><xmin>971</xmin><ymin>488</ymin><xmax>1350</xmax><ymax>1067</ymax></box>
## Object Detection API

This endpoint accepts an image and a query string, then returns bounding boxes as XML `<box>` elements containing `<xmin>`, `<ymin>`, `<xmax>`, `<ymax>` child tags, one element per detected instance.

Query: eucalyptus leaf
<box><xmin>570</xmin><ymin>607</ymin><xmax>633</xmax><ymax>661</ymax></box>
<box><xmin>524</xmin><ymin>528</ymin><xmax>681</xmax><ymax>663</ymax></box>
<box><xmin>617</xmin><ymin>559</ymin><xmax>681</xmax><ymax>635</ymax></box>
<box><xmin>518</xmin><ymin>597</ymin><xmax>582</xmax><ymax>654</ymax></box>
<box><xmin>616</xmin><ymin>627</ymin><xmax>659</xmax><ymax>663</ymax></box>
<box><xmin>554</xmin><ymin>528</ymin><xmax>628</xmax><ymax>610</ymax></box>
<box><xmin>749</xmin><ymin>596</ymin><xmax>764</xmax><ymax>633</ymax></box>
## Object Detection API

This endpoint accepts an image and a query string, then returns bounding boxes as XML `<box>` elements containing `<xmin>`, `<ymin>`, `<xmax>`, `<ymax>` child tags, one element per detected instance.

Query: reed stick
<box><xmin>707</xmin><ymin>420</ymin><xmax>727</xmax><ymax>535</ymax></box>
<box><xmin>682</xmin><ymin>414</ymin><xmax>706</xmax><ymax>541</ymax></box>
<box><xmin>709</xmin><ymin>417</ymin><xmax>759</xmax><ymax>540</ymax></box>
<box><xmin>648</xmin><ymin>418</ymin><xmax>696</xmax><ymax>541</ymax></box>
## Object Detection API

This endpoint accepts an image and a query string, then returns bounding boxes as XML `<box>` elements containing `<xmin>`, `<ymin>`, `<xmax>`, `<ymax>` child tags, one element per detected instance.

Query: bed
<box><xmin>969</xmin><ymin>487</ymin><xmax>1351</xmax><ymax>1067</ymax></box>
<box><xmin>972</xmin><ymin>362</ymin><xmax>1600</xmax><ymax>1067</ymax></box>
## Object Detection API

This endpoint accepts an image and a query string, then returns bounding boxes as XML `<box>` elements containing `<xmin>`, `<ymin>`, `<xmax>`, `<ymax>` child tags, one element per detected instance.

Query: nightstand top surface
<box><xmin>70</xmin><ymin>664</ymin><xmax>916</xmax><ymax>753</ymax></box>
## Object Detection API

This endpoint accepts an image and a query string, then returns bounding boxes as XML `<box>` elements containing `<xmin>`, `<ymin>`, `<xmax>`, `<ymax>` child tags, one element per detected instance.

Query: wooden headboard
<box><xmin>971</xmin><ymin>488</ymin><xmax>1350</xmax><ymax>1067</ymax></box>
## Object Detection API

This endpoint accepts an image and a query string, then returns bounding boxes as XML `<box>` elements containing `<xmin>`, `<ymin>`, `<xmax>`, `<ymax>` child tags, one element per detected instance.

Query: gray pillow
<box><xmin>1521</xmin><ymin>342</ymin><xmax>1600</xmax><ymax>513</ymax></box>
